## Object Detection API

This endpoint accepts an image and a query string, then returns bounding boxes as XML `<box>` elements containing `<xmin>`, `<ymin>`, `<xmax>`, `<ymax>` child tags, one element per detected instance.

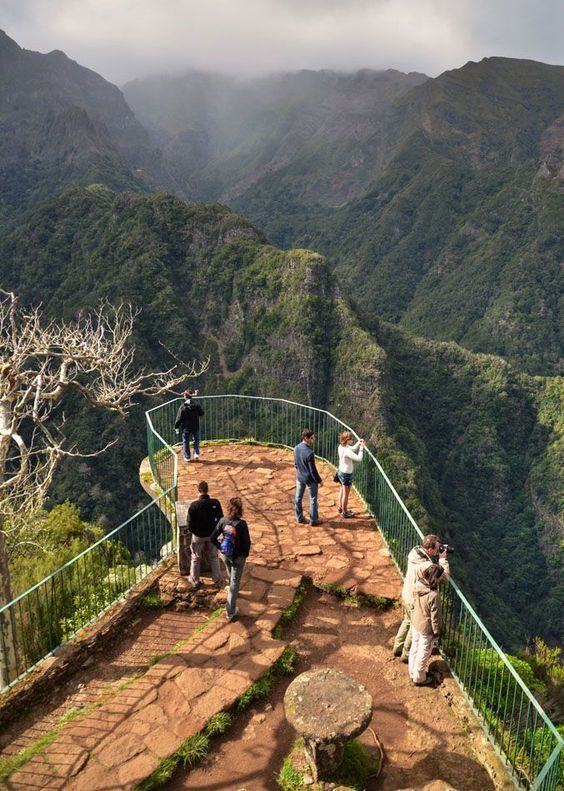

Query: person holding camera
<box><xmin>175</xmin><ymin>389</ymin><xmax>203</xmax><ymax>462</ymax></box>
<box><xmin>392</xmin><ymin>534</ymin><xmax>450</xmax><ymax>662</ymax></box>
<box><xmin>409</xmin><ymin>563</ymin><xmax>445</xmax><ymax>686</ymax></box>
<box><xmin>336</xmin><ymin>431</ymin><xmax>365</xmax><ymax>518</ymax></box>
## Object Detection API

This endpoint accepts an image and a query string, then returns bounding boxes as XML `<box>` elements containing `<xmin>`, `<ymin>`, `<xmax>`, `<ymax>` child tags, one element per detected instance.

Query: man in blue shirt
<box><xmin>293</xmin><ymin>428</ymin><xmax>323</xmax><ymax>525</ymax></box>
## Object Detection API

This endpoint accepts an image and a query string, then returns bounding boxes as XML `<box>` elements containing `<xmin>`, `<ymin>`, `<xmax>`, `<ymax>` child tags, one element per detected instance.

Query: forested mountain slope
<box><xmin>0</xmin><ymin>185</ymin><xmax>561</xmax><ymax>650</ymax></box>
<box><xmin>0</xmin><ymin>30</ymin><xmax>179</xmax><ymax>224</ymax></box>
<box><xmin>126</xmin><ymin>58</ymin><xmax>564</xmax><ymax>375</ymax></box>
<box><xmin>123</xmin><ymin>68</ymin><xmax>428</xmax><ymax>207</ymax></box>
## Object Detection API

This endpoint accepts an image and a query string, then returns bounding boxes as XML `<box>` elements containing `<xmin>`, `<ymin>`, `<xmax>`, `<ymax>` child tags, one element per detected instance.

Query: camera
<box><xmin>439</xmin><ymin>543</ymin><xmax>454</xmax><ymax>555</ymax></box>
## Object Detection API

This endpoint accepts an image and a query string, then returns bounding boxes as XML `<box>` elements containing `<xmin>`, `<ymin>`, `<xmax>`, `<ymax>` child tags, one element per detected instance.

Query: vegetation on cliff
<box><xmin>0</xmin><ymin>185</ymin><xmax>561</xmax><ymax>652</ymax></box>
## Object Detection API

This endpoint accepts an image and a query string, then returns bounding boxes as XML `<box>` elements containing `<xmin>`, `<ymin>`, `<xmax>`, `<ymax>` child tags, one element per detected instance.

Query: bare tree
<box><xmin>0</xmin><ymin>291</ymin><xmax>207</xmax><ymax>685</ymax></box>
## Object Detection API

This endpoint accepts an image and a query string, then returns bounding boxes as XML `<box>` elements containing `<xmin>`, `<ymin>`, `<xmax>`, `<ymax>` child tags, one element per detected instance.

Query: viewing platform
<box><xmin>1</xmin><ymin>443</ymin><xmax>509</xmax><ymax>790</ymax></box>
<box><xmin>0</xmin><ymin>396</ymin><xmax>561</xmax><ymax>790</ymax></box>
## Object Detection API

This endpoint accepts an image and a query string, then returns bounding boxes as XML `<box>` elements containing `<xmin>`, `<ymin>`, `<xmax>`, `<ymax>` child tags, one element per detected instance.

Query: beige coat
<box><xmin>411</xmin><ymin>579</ymin><xmax>441</xmax><ymax>637</ymax></box>
<box><xmin>401</xmin><ymin>546</ymin><xmax>450</xmax><ymax>607</ymax></box>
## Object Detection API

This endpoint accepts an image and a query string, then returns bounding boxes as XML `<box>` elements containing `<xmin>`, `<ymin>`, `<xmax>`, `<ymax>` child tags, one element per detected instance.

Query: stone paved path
<box><xmin>0</xmin><ymin>609</ymin><xmax>207</xmax><ymax>760</ymax></box>
<box><xmin>177</xmin><ymin>443</ymin><xmax>400</xmax><ymax>599</ymax></box>
<box><xmin>4</xmin><ymin>443</ymin><xmax>401</xmax><ymax>790</ymax></box>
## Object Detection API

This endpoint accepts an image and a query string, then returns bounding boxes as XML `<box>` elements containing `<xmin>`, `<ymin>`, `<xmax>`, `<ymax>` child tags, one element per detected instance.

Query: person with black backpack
<box><xmin>174</xmin><ymin>389</ymin><xmax>204</xmax><ymax>462</ymax></box>
<box><xmin>211</xmin><ymin>497</ymin><xmax>251</xmax><ymax>622</ymax></box>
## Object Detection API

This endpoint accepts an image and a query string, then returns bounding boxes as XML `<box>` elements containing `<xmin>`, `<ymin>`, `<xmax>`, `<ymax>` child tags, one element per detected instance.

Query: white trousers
<box><xmin>408</xmin><ymin>626</ymin><xmax>434</xmax><ymax>683</ymax></box>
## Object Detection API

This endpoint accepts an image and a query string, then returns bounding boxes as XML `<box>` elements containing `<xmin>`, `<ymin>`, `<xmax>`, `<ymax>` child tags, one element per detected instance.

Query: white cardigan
<box><xmin>338</xmin><ymin>441</ymin><xmax>363</xmax><ymax>474</ymax></box>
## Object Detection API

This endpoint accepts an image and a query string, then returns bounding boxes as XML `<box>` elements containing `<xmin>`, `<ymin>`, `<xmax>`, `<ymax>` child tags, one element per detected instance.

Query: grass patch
<box><xmin>317</xmin><ymin>582</ymin><xmax>392</xmax><ymax>611</ymax></box>
<box><xmin>205</xmin><ymin>711</ymin><xmax>232</xmax><ymax>736</ymax></box>
<box><xmin>277</xmin><ymin>738</ymin><xmax>381</xmax><ymax>790</ymax></box>
<box><xmin>0</xmin><ymin>701</ymin><xmax>102</xmax><ymax>783</ymax></box>
<box><xmin>177</xmin><ymin>732</ymin><xmax>210</xmax><ymax>768</ymax></box>
<box><xmin>0</xmin><ymin>729</ymin><xmax>59</xmax><ymax>784</ymax></box>
<box><xmin>237</xmin><ymin>645</ymin><xmax>298</xmax><ymax>712</ymax></box>
<box><xmin>333</xmin><ymin>739</ymin><xmax>381</xmax><ymax>789</ymax></box>
<box><xmin>200</xmin><ymin>438</ymin><xmax>282</xmax><ymax>449</ymax></box>
<box><xmin>278</xmin><ymin>747</ymin><xmax>306</xmax><ymax>791</ymax></box>
<box><xmin>273</xmin><ymin>579</ymin><xmax>310</xmax><ymax>639</ymax></box>
<box><xmin>275</xmin><ymin>645</ymin><xmax>298</xmax><ymax>676</ymax></box>
<box><xmin>236</xmin><ymin>673</ymin><xmax>275</xmax><ymax>711</ymax></box>
<box><xmin>140</xmin><ymin>591</ymin><xmax>165</xmax><ymax>609</ymax></box>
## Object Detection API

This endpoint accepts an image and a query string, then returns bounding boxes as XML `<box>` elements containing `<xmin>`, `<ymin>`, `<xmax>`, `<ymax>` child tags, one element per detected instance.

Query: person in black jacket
<box><xmin>175</xmin><ymin>389</ymin><xmax>204</xmax><ymax>461</ymax></box>
<box><xmin>187</xmin><ymin>481</ymin><xmax>224</xmax><ymax>589</ymax></box>
<box><xmin>211</xmin><ymin>497</ymin><xmax>251</xmax><ymax>621</ymax></box>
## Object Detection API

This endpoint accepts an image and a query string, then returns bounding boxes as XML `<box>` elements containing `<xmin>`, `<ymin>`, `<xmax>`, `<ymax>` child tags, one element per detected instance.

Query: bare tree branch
<box><xmin>0</xmin><ymin>292</ymin><xmax>207</xmax><ymax>568</ymax></box>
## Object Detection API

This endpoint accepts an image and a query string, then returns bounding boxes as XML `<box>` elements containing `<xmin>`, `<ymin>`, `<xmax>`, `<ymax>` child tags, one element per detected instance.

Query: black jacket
<box><xmin>187</xmin><ymin>494</ymin><xmax>223</xmax><ymax>538</ymax></box>
<box><xmin>175</xmin><ymin>399</ymin><xmax>204</xmax><ymax>432</ymax></box>
<box><xmin>211</xmin><ymin>517</ymin><xmax>251</xmax><ymax>558</ymax></box>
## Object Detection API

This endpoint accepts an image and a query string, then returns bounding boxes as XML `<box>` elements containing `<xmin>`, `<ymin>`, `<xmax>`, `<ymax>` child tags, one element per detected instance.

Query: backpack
<box><xmin>219</xmin><ymin>520</ymin><xmax>237</xmax><ymax>558</ymax></box>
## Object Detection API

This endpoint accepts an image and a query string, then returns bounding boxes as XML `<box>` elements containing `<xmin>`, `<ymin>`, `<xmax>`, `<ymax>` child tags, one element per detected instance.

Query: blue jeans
<box><xmin>182</xmin><ymin>430</ymin><xmax>200</xmax><ymax>460</ymax></box>
<box><xmin>295</xmin><ymin>480</ymin><xmax>319</xmax><ymax>523</ymax></box>
<box><xmin>221</xmin><ymin>554</ymin><xmax>246</xmax><ymax>617</ymax></box>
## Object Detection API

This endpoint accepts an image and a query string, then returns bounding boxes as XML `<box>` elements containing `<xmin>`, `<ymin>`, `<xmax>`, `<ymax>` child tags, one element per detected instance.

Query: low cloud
<box><xmin>3</xmin><ymin>0</ymin><xmax>562</xmax><ymax>85</ymax></box>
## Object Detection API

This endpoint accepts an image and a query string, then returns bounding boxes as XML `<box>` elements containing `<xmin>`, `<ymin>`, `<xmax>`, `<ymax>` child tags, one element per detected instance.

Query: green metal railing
<box><xmin>149</xmin><ymin>394</ymin><xmax>562</xmax><ymax>791</ymax></box>
<box><xmin>0</xmin><ymin>489</ymin><xmax>175</xmax><ymax>691</ymax></box>
<box><xmin>146</xmin><ymin>399</ymin><xmax>178</xmax><ymax>496</ymax></box>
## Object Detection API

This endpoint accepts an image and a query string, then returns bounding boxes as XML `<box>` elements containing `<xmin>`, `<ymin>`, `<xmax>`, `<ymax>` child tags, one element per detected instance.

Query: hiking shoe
<box><xmin>343</xmin><ymin>510</ymin><xmax>356</xmax><ymax>518</ymax></box>
<box><xmin>392</xmin><ymin>647</ymin><xmax>403</xmax><ymax>657</ymax></box>
<box><xmin>413</xmin><ymin>674</ymin><xmax>434</xmax><ymax>687</ymax></box>
<box><xmin>194</xmin><ymin>453</ymin><xmax>200</xmax><ymax>460</ymax></box>
<box><xmin>310</xmin><ymin>520</ymin><xmax>323</xmax><ymax>526</ymax></box>
<box><xmin>189</xmin><ymin>580</ymin><xmax>201</xmax><ymax>590</ymax></box>
<box><xmin>297</xmin><ymin>517</ymin><xmax>306</xmax><ymax>524</ymax></box>
<box><xmin>337</xmin><ymin>508</ymin><xmax>343</xmax><ymax>514</ymax></box>
<box><xmin>226</xmin><ymin>606</ymin><xmax>239</xmax><ymax>621</ymax></box>
<box><xmin>400</xmin><ymin>655</ymin><xmax>409</xmax><ymax>664</ymax></box>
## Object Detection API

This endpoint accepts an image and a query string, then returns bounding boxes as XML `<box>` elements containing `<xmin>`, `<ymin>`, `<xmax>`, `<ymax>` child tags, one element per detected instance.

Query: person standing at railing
<box><xmin>392</xmin><ymin>534</ymin><xmax>449</xmax><ymax>663</ymax></box>
<box><xmin>175</xmin><ymin>389</ymin><xmax>204</xmax><ymax>462</ymax></box>
<box><xmin>409</xmin><ymin>563</ymin><xmax>445</xmax><ymax>686</ymax></box>
<box><xmin>211</xmin><ymin>497</ymin><xmax>251</xmax><ymax>622</ymax></box>
<box><xmin>294</xmin><ymin>428</ymin><xmax>323</xmax><ymax>526</ymax></box>
<box><xmin>187</xmin><ymin>480</ymin><xmax>224</xmax><ymax>589</ymax></box>
<box><xmin>336</xmin><ymin>431</ymin><xmax>365</xmax><ymax>518</ymax></box>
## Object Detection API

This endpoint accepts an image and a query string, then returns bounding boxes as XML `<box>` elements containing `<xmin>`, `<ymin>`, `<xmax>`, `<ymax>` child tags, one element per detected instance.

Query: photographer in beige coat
<box><xmin>393</xmin><ymin>533</ymin><xmax>450</xmax><ymax>662</ymax></box>
<box><xmin>409</xmin><ymin>564</ymin><xmax>445</xmax><ymax>686</ymax></box>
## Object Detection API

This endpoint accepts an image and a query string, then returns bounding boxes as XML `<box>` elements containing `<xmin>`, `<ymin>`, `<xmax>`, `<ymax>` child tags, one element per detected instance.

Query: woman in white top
<box><xmin>337</xmin><ymin>430</ymin><xmax>365</xmax><ymax>518</ymax></box>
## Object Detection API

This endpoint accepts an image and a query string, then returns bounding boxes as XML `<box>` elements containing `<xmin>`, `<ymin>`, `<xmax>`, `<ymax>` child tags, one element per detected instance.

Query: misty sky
<box><xmin>2</xmin><ymin>0</ymin><xmax>563</xmax><ymax>85</ymax></box>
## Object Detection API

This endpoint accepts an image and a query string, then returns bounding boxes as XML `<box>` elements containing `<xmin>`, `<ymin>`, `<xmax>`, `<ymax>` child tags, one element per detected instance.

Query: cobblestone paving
<box><xmin>4</xmin><ymin>444</ymin><xmax>401</xmax><ymax>790</ymax></box>
<box><xmin>177</xmin><ymin>444</ymin><xmax>400</xmax><ymax>599</ymax></box>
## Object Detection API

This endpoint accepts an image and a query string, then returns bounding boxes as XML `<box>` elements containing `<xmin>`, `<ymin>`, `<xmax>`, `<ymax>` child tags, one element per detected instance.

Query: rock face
<box><xmin>0</xmin><ymin>29</ymin><xmax>179</xmax><ymax>216</ymax></box>
<box><xmin>284</xmin><ymin>667</ymin><xmax>373</xmax><ymax>781</ymax></box>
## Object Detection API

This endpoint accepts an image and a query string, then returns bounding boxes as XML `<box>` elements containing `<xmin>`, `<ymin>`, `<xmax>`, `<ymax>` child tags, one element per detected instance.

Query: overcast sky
<box><xmin>2</xmin><ymin>0</ymin><xmax>562</xmax><ymax>85</ymax></box>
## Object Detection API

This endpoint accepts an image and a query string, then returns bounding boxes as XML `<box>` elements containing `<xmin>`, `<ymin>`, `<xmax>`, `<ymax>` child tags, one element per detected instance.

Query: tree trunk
<box><xmin>0</xmin><ymin>402</ymin><xmax>18</xmax><ymax>689</ymax></box>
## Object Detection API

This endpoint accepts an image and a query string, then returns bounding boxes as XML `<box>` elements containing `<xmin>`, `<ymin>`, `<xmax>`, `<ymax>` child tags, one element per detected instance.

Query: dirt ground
<box><xmin>168</xmin><ymin>588</ymin><xmax>496</xmax><ymax>791</ymax></box>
